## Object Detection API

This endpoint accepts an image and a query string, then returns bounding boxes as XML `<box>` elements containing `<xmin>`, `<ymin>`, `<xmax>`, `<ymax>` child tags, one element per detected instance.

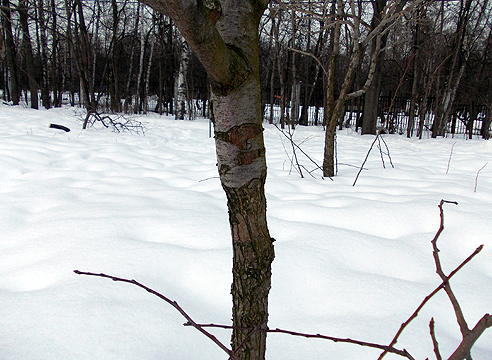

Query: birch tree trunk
<box><xmin>175</xmin><ymin>36</ymin><xmax>191</xmax><ymax>120</ymax></box>
<box><xmin>136</xmin><ymin>1</ymin><xmax>274</xmax><ymax>359</ymax></box>
<box><xmin>143</xmin><ymin>32</ymin><xmax>155</xmax><ymax>114</ymax></box>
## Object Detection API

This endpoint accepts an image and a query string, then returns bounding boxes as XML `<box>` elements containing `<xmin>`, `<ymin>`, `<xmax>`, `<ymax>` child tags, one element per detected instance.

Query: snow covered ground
<box><xmin>0</xmin><ymin>103</ymin><xmax>491</xmax><ymax>360</ymax></box>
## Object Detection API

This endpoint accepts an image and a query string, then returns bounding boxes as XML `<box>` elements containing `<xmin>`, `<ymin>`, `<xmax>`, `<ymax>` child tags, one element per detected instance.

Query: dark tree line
<box><xmin>0</xmin><ymin>0</ymin><xmax>209</xmax><ymax>117</ymax></box>
<box><xmin>1</xmin><ymin>0</ymin><xmax>491</xmax><ymax>139</ymax></box>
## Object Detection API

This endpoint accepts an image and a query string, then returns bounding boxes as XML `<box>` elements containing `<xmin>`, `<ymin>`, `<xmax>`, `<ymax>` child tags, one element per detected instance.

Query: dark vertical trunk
<box><xmin>110</xmin><ymin>0</ymin><xmax>121</xmax><ymax>112</ymax></box>
<box><xmin>50</xmin><ymin>0</ymin><xmax>61</xmax><ymax>107</ymax></box>
<box><xmin>482</xmin><ymin>100</ymin><xmax>492</xmax><ymax>140</ymax></box>
<box><xmin>407</xmin><ymin>58</ymin><xmax>418</xmax><ymax>138</ymax></box>
<box><xmin>19</xmin><ymin>0</ymin><xmax>38</xmax><ymax>109</ymax></box>
<box><xmin>268</xmin><ymin>7</ymin><xmax>276</xmax><ymax>124</ymax></box>
<box><xmin>2</xmin><ymin>0</ymin><xmax>20</xmax><ymax>105</ymax></box>
<box><xmin>361</xmin><ymin>0</ymin><xmax>387</xmax><ymax>135</ymax></box>
<box><xmin>37</xmin><ymin>0</ymin><xmax>51</xmax><ymax>108</ymax></box>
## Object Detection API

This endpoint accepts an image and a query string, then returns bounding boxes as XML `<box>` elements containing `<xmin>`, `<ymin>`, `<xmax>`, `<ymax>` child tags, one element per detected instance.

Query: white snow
<box><xmin>0</xmin><ymin>103</ymin><xmax>491</xmax><ymax>360</ymax></box>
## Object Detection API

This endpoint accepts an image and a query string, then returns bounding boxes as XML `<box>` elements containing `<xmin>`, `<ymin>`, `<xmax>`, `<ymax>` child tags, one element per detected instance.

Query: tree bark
<box><xmin>136</xmin><ymin>1</ymin><xmax>274</xmax><ymax>359</ymax></box>
<box><xmin>36</xmin><ymin>0</ymin><xmax>51</xmax><ymax>108</ymax></box>
<box><xmin>175</xmin><ymin>36</ymin><xmax>191</xmax><ymax>120</ymax></box>
<box><xmin>2</xmin><ymin>0</ymin><xmax>20</xmax><ymax>105</ymax></box>
<box><xmin>18</xmin><ymin>0</ymin><xmax>38</xmax><ymax>109</ymax></box>
<box><xmin>361</xmin><ymin>0</ymin><xmax>388</xmax><ymax>135</ymax></box>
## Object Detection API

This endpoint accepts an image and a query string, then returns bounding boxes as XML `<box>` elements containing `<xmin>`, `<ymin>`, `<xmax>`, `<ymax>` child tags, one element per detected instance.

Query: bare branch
<box><xmin>432</xmin><ymin>200</ymin><xmax>469</xmax><ymax>337</ymax></box>
<box><xmin>73</xmin><ymin>270</ymin><xmax>238</xmax><ymax>360</ymax></box>
<box><xmin>186</xmin><ymin>323</ymin><xmax>414</xmax><ymax>359</ymax></box>
<box><xmin>448</xmin><ymin>314</ymin><xmax>492</xmax><ymax>360</ymax></box>
<box><xmin>274</xmin><ymin>124</ymin><xmax>331</xmax><ymax>180</ymax></box>
<box><xmin>377</xmin><ymin>199</ymin><xmax>484</xmax><ymax>360</ymax></box>
<box><xmin>474</xmin><ymin>163</ymin><xmax>488</xmax><ymax>193</ymax></box>
<box><xmin>446</xmin><ymin>142</ymin><xmax>457</xmax><ymax>174</ymax></box>
<box><xmin>429</xmin><ymin>318</ymin><xmax>443</xmax><ymax>360</ymax></box>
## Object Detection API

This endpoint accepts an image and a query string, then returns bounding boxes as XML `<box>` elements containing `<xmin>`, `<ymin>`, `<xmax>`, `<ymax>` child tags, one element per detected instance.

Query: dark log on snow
<box><xmin>49</xmin><ymin>123</ymin><xmax>71</xmax><ymax>132</ymax></box>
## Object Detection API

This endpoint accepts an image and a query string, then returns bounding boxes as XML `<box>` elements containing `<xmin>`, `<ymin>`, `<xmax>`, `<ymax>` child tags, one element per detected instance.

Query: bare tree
<box><xmin>134</xmin><ymin>1</ymin><xmax>275</xmax><ymax>359</ymax></box>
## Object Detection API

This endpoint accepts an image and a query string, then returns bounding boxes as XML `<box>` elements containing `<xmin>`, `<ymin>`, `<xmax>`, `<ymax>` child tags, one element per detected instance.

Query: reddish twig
<box><xmin>429</xmin><ymin>318</ymin><xmax>442</xmax><ymax>360</ymax></box>
<box><xmin>73</xmin><ymin>270</ymin><xmax>238</xmax><ymax>360</ymax></box>
<box><xmin>432</xmin><ymin>200</ymin><xmax>469</xmax><ymax>337</ymax></box>
<box><xmin>474</xmin><ymin>162</ymin><xmax>487</xmax><ymax>193</ymax></box>
<box><xmin>448</xmin><ymin>313</ymin><xmax>492</xmax><ymax>360</ymax></box>
<box><xmin>446</xmin><ymin>142</ymin><xmax>457</xmax><ymax>174</ymax></box>
<box><xmin>378</xmin><ymin>199</ymin><xmax>483</xmax><ymax>360</ymax></box>
<box><xmin>186</xmin><ymin>323</ymin><xmax>414</xmax><ymax>358</ymax></box>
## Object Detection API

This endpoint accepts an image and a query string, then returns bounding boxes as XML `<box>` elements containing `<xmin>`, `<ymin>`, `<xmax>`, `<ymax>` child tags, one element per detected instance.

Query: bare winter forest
<box><xmin>1</xmin><ymin>0</ymin><xmax>491</xmax><ymax>139</ymax></box>
<box><xmin>2</xmin><ymin>2</ymin><xmax>492</xmax><ymax>360</ymax></box>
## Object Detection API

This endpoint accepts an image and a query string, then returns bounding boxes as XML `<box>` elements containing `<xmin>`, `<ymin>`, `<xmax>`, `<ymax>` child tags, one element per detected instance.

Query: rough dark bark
<box><xmin>135</xmin><ymin>1</ymin><xmax>274</xmax><ymax>359</ymax></box>
<box><xmin>2</xmin><ymin>0</ymin><xmax>20</xmax><ymax>105</ymax></box>
<box><xmin>36</xmin><ymin>0</ymin><xmax>51</xmax><ymax>109</ymax></box>
<box><xmin>361</xmin><ymin>0</ymin><xmax>387</xmax><ymax>135</ymax></box>
<box><xmin>19</xmin><ymin>0</ymin><xmax>38</xmax><ymax>109</ymax></box>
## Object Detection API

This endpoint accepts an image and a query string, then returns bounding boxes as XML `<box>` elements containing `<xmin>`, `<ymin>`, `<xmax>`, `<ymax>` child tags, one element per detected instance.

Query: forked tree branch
<box><xmin>74</xmin><ymin>269</ymin><xmax>412</xmax><ymax>358</ymax></box>
<box><xmin>75</xmin><ymin>200</ymin><xmax>489</xmax><ymax>360</ymax></box>
<box><xmin>432</xmin><ymin>200</ymin><xmax>469</xmax><ymax>337</ymax></box>
<box><xmin>73</xmin><ymin>270</ymin><xmax>239</xmax><ymax>360</ymax></box>
<box><xmin>378</xmin><ymin>200</ymin><xmax>486</xmax><ymax>360</ymax></box>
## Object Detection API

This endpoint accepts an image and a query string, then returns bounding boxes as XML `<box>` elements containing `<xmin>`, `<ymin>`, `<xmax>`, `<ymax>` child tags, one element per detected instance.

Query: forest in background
<box><xmin>1</xmin><ymin>0</ymin><xmax>491</xmax><ymax>139</ymax></box>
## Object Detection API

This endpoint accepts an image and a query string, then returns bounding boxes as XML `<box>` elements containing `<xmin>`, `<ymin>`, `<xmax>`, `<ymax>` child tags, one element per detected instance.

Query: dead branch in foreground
<box><xmin>378</xmin><ymin>200</ymin><xmax>490</xmax><ymax>360</ymax></box>
<box><xmin>73</xmin><ymin>270</ymin><xmax>238</xmax><ymax>360</ymax></box>
<box><xmin>74</xmin><ymin>269</ymin><xmax>412</xmax><ymax>359</ymax></box>
<box><xmin>75</xmin><ymin>201</ymin><xmax>490</xmax><ymax>360</ymax></box>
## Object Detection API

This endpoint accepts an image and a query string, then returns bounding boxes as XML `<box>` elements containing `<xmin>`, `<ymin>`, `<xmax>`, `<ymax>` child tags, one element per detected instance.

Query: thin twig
<box><xmin>379</xmin><ymin>135</ymin><xmax>394</xmax><ymax>168</ymax></box>
<box><xmin>429</xmin><ymin>318</ymin><xmax>442</xmax><ymax>360</ymax></box>
<box><xmin>73</xmin><ymin>270</ymin><xmax>238</xmax><ymax>360</ymax></box>
<box><xmin>188</xmin><ymin>323</ymin><xmax>414</xmax><ymax>359</ymax></box>
<box><xmin>377</xmin><ymin>244</ymin><xmax>483</xmax><ymax>360</ymax></box>
<box><xmin>377</xmin><ymin>137</ymin><xmax>386</xmax><ymax>169</ymax></box>
<box><xmin>446</xmin><ymin>142</ymin><xmax>457</xmax><ymax>174</ymax></box>
<box><xmin>377</xmin><ymin>198</ymin><xmax>483</xmax><ymax>360</ymax></box>
<box><xmin>432</xmin><ymin>200</ymin><xmax>469</xmax><ymax>337</ymax></box>
<box><xmin>474</xmin><ymin>162</ymin><xmax>487</xmax><ymax>193</ymax></box>
<box><xmin>273</xmin><ymin>124</ymin><xmax>332</xmax><ymax>180</ymax></box>
<box><xmin>353</xmin><ymin>54</ymin><xmax>413</xmax><ymax>186</ymax></box>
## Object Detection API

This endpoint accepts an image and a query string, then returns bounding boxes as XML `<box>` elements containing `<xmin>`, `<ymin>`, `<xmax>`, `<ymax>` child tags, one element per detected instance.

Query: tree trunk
<box><xmin>323</xmin><ymin>48</ymin><xmax>362</xmax><ymax>177</ymax></box>
<box><xmin>109</xmin><ymin>0</ymin><xmax>121</xmax><ymax>112</ymax></box>
<box><xmin>175</xmin><ymin>37</ymin><xmax>191</xmax><ymax>120</ymax></box>
<box><xmin>137</xmin><ymin>1</ymin><xmax>274</xmax><ymax>359</ymax></box>
<box><xmin>407</xmin><ymin>56</ymin><xmax>418</xmax><ymax>138</ymax></box>
<box><xmin>2</xmin><ymin>0</ymin><xmax>20</xmax><ymax>105</ymax></box>
<box><xmin>37</xmin><ymin>0</ymin><xmax>51</xmax><ymax>108</ymax></box>
<box><xmin>143</xmin><ymin>31</ymin><xmax>155</xmax><ymax>114</ymax></box>
<box><xmin>482</xmin><ymin>100</ymin><xmax>492</xmax><ymax>140</ymax></box>
<box><xmin>19</xmin><ymin>0</ymin><xmax>38</xmax><ymax>109</ymax></box>
<box><xmin>361</xmin><ymin>0</ymin><xmax>388</xmax><ymax>135</ymax></box>
<box><xmin>49</xmin><ymin>0</ymin><xmax>61</xmax><ymax>107</ymax></box>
